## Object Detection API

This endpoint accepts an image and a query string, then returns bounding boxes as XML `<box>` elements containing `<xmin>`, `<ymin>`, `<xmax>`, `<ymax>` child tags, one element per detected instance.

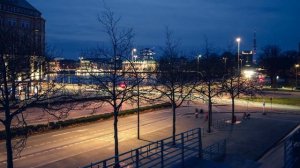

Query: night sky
<box><xmin>28</xmin><ymin>0</ymin><xmax>300</xmax><ymax>59</ymax></box>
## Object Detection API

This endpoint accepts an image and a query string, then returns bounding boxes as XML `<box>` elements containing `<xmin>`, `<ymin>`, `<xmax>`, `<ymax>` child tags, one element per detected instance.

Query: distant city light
<box><xmin>119</xmin><ymin>83</ymin><xmax>126</xmax><ymax>89</ymax></box>
<box><xmin>243</xmin><ymin>69</ymin><xmax>255</xmax><ymax>79</ymax></box>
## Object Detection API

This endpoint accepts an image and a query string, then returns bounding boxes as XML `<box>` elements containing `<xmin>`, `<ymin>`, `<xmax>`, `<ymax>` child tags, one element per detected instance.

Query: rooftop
<box><xmin>0</xmin><ymin>0</ymin><xmax>41</xmax><ymax>16</ymax></box>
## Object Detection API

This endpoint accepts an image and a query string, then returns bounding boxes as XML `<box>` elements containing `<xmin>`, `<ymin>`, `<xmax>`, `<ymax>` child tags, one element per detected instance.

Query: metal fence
<box><xmin>211</xmin><ymin>118</ymin><xmax>231</xmax><ymax>129</ymax></box>
<box><xmin>202</xmin><ymin>139</ymin><xmax>226</xmax><ymax>161</ymax></box>
<box><xmin>82</xmin><ymin>128</ymin><xmax>226</xmax><ymax>168</ymax></box>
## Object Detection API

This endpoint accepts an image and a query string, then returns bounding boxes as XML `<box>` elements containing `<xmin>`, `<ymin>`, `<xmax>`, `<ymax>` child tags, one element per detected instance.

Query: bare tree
<box><xmin>221</xmin><ymin>71</ymin><xmax>260</xmax><ymax>123</ymax></box>
<box><xmin>152</xmin><ymin>28</ymin><xmax>197</xmax><ymax>143</ymax></box>
<box><xmin>82</xmin><ymin>6</ymin><xmax>136</xmax><ymax>167</ymax></box>
<box><xmin>0</xmin><ymin>26</ymin><xmax>73</xmax><ymax>168</ymax></box>
<box><xmin>259</xmin><ymin>45</ymin><xmax>281</xmax><ymax>88</ymax></box>
<box><xmin>195</xmin><ymin>54</ymin><xmax>224</xmax><ymax>133</ymax></box>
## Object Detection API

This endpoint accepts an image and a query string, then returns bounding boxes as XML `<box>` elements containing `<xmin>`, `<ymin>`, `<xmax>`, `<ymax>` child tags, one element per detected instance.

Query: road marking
<box><xmin>51</xmin><ymin>132</ymin><xmax>72</xmax><ymax>137</ymax></box>
<box><xmin>0</xmin><ymin>108</ymin><xmax>192</xmax><ymax>165</ymax></box>
<box><xmin>51</xmin><ymin>129</ymin><xmax>88</xmax><ymax>137</ymax></box>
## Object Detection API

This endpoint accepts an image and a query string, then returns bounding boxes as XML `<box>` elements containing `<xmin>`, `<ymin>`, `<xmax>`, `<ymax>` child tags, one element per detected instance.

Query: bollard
<box><xmin>135</xmin><ymin>149</ymin><xmax>139</xmax><ymax>168</ymax></box>
<box><xmin>161</xmin><ymin>140</ymin><xmax>164</xmax><ymax>168</ymax></box>
<box><xmin>181</xmin><ymin>133</ymin><xmax>185</xmax><ymax>167</ymax></box>
<box><xmin>103</xmin><ymin>160</ymin><xmax>107</xmax><ymax>168</ymax></box>
<box><xmin>198</xmin><ymin>128</ymin><xmax>203</xmax><ymax>158</ymax></box>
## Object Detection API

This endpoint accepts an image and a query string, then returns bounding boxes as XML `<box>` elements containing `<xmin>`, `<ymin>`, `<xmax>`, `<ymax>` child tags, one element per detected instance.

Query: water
<box><xmin>48</xmin><ymin>73</ymin><xmax>109</xmax><ymax>84</ymax></box>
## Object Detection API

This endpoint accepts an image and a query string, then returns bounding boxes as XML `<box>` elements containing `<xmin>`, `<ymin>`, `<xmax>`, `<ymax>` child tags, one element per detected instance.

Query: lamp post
<box><xmin>276</xmin><ymin>76</ymin><xmax>279</xmax><ymax>89</ymax></box>
<box><xmin>197</xmin><ymin>54</ymin><xmax>202</xmax><ymax>71</ymax></box>
<box><xmin>296</xmin><ymin>64</ymin><xmax>299</xmax><ymax>89</ymax></box>
<box><xmin>197</xmin><ymin>54</ymin><xmax>202</xmax><ymax>80</ymax></box>
<box><xmin>236</xmin><ymin>37</ymin><xmax>241</xmax><ymax>72</ymax></box>
<box><xmin>240</xmin><ymin>59</ymin><xmax>243</xmax><ymax>69</ymax></box>
<box><xmin>223</xmin><ymin>57</ymin><xmax>227</xmax><ymax>70</ymax></box>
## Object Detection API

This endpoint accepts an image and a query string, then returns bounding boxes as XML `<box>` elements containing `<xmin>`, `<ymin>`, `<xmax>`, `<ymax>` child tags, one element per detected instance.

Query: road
<box><xmin>2</xmin><ymin>89</ymin><xmax>300</xmax><ymax>130</ymax></box>
<box><xmin>0</xmin><ymin>100</ymin><xmax>154</xmax><ymax>130</ymax></box>
<box><xmin>0</xmin><ymin>99</ymin><xmax>299</xmax><ymax>168</ymax></box>
<box><xmin>0</xmin><ymin>103</ymin><xmax>205</xmax><ymax>168</ymax></box>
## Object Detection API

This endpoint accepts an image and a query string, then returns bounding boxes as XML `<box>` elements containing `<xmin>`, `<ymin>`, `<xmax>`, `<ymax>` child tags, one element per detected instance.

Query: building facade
<box><xmin>0</xmin><ymin>0</ymin><xmax>45</xmax><ymax>80</ymax></box>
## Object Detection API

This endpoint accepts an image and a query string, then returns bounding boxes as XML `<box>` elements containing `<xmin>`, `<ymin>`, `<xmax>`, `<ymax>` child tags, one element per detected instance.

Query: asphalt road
<box><xmin>0</xmin><ymin>104</ymin><xmax>205</xmax><ymax>168</ymax></box>
<box><xmin>0</xmin><ymin>100</ymin><xmax>299</xmax><ymax>168</ymax></box>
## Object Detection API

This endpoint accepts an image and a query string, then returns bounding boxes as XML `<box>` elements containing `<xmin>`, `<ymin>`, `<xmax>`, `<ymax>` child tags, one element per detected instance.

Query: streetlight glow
<box><xmin>198</xmin><ymin>54</ymin><xmax>202</xmax><ymax>60</ymax></box>
<box><xmin>295</xmin><ymin>64</ymin><xmax>299</xmax><ymax>89</ymax></box>
<box><xmin>197</xmin><ymin>54</ymin><xmax>202</xmax><ymax>73</ymax></box>
<box><xmin>243</xmin><ymin>69</ymin><xmax>255</xmax><ymax>79</ymax></box>
<box><xmin>236</xmin><ymin>37</ymin><xmax>241</xmax><ymax>72</ymax></box>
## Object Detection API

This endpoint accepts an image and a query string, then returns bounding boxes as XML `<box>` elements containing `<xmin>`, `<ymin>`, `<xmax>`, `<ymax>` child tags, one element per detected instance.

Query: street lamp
<box><xmin>240</xmin><ymin>58</ymin><xmax>243</xmax><ymax>69</ymax></box>
<box><xmin>197</xmin><ymin>54</ymin><xmax>202</xmax><ymax>72</ymax></box>
<box><xmin>236</xmin><ymin>37</ymin><xmax>241</xmax><ymax>72</ymax></box>
<box><xmin>276</xmin><ymin>76</ymin><xmax>279</xmax><ymax>89</ymax></box>
<box><xmin>223</xmin><ymin>57</ymin><xmax>227</xmax><ymax>70</ymax></box>
<box><xmin>295</xmin><ymin>64</ymin><xmax>299</xmax><ymax>89</ymax></box>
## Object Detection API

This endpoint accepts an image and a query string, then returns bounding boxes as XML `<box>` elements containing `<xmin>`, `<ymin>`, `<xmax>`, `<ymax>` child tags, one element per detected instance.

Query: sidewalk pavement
<box><xmin>75</xmin><ymin>104</ymin><xmax>299</xmax><ymax>168</ymax></box>
<box><xmin>216</xmin><ymin>97</ymin><xmax>300</xmax><ymax>113</ymax></box>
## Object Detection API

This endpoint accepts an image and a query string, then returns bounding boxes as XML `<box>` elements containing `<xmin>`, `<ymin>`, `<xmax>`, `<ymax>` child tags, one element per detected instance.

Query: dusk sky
<box><xmin>28</xmin><ymin>0</ymin><xmax>300</xmax><ymax>59</ymax></box>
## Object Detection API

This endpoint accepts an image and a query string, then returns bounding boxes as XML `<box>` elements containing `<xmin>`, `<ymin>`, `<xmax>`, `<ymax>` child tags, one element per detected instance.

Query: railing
<box><xmin>82</xmin><ymin>128</ymin><xmax>227</xmax><ymax>168</ymax></box>
<box><xmin>211</xmin><ymin>118</ymin><xmax>231</xmax><ymax>129</ymax></box>
<box><xmin>202</xmin><ymin>139</ymin><xmax>226</xmax><ymax>161</ymax></box>
<box><xmin>284</xmin><ymin>126</ymin><xmax>300</xmax><ymax>168</ymax></box>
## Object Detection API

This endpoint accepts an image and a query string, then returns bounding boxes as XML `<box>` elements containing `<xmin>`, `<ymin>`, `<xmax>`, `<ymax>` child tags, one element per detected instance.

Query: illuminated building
<box><xmin>241</xmin><ymin>50</ymin><xmax>253</xmax><ymax>68</ymax></box>
<box><xmin>0</xmin><ymin>0</ymin><xmax>45</xmax><ymax>80</ymax></box>
<box><xmin>140</xmin><ymin>48</ymin><xmax>155</xmax><ymax>61</ymax></box>
<box><xmin>123</xmin><ymin>48</ymin><xmax>157</xmax><ymax>78</ymax></box>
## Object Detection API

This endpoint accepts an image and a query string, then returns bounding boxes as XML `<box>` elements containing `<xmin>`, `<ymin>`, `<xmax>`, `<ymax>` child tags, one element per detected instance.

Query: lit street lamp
<box><xmin>236</xmin><ymin>37</ymin><xmax>241</xmax><ymax>72</ymax></box>
<box><xmin>197</xmin><ymin>54</ymin><xmax>202</xmax><ymax>72</ymax></box>
<box><xmin>295</xmin><ymin>64</ymin><xmax>299</xmax><ymax>89</ymax></box>
<box><xmin>276</xmin><ymin>76</ymin><xmax>279</xmax><ymax>89</ymax></box>
<box><xmin>196</xmin><ymin>54</ymin><xmax>202</xmax><ymax>81</ymax></box>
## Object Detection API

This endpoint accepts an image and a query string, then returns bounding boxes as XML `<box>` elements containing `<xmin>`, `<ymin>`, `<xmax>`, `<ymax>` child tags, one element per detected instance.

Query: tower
<box><xmin>253</xmin><ymin>31</ymin><xmax>257</xmax><ymax>57</ymax></box>
<box><xmin>297</xmin><ymin>42</ymin><xmax>300</xmax><ymax>63</ymax></box>
<box><xmin>252</xmin><ymin>31</ymin><xmax>257</xmax><ymax>64</ymax></box>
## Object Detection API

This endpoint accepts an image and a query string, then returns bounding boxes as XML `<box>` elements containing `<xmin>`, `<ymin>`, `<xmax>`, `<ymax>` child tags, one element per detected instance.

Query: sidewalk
<box><xmin>75</xmin><ymin>105</ymin><xmax>299</xmax><ymax>168</ymax></box>
<box><xmin>216</xmin><ymin>97</ymin><xmax>300</xmax><ymax>113</ymax></box>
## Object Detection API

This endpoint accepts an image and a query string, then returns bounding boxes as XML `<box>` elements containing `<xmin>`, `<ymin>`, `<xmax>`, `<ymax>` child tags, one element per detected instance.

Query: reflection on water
<box><xmin>48</xmin><ymin>73</ymin><xmax>108</xmax><ymax>84</ymax></box>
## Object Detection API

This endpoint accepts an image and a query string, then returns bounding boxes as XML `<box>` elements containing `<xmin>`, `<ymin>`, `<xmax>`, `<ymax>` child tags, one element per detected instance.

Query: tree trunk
<box><xmin>172</xmin><ymin>102</ymin><xmax>176</xmax><ymax>145</ymax></box>
<box><xmin>208</xmin><ymin>97</ymin><xmax>212</xmax><ymax>133</ymax></box>
<box><xmin>208</xmin><ymin>83</ymin><xmax>212</xmax><ymax>133</ymax></box>
<box><xmin>113</xmin><ymin>107</ymin><xmax>120</xmax><ymax>168</ymax></box>
<box><xmin>271</xmin><ymin>75</ymin><xmax>276</xmax><ymax>88</ymax></box>
<box><xmin>137</xmin><ymin>82</ymin><xmax>140</xmax><ymax>139</ymax></box>
<box><xmin>231</xmin><ymin>96</ymin><xmax>235</xmax><ymax>124</ymax></box>
<box><xmin>5</xmin><ymin>120</ymin><xmax>14</xmax><ymax>168</ymax></box>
